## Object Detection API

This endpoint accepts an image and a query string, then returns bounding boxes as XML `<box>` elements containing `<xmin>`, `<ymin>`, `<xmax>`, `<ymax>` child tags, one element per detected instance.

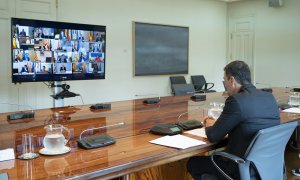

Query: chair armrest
<box><xmin>205</xmin><ymin>83</ymin><xmax>214</xmax><ymax>90</ymax></box>
<box><xmin>213</xmin><ymin>151</ymin><xmax>245</xmax><ymax>164</ymax></box>
<box><xmin>195</xmin><ymin>89</ymin><xmax>205</xmax><ymax>93</ymax></box>
<box><xmin>211</xmin><ymin>152</ymin><xmax>245</xmax><ymax>180</ymax></box>
<box><xmin>193</xmin><ymin>84</ymin><xmax>204</xmax><ymax>92</ymax></box>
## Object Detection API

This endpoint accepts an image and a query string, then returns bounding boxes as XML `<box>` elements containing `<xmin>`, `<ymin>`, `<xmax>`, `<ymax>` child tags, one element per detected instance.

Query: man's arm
<box><xmin>205</xmin><ymin>96</ymin><xmax>242</xmax><ymax>142</ymax></box>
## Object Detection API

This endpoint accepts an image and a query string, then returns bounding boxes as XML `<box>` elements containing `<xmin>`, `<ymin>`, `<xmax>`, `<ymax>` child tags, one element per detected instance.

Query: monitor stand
<box><xmin>52</xmin><ymin>81</ymin><xmax>64</xmax><ymax>107</ymax></box>
<box><xmin>50</xmin><ymin>81</ymin><xmax>80</xmax><ymax>108</ymax></box>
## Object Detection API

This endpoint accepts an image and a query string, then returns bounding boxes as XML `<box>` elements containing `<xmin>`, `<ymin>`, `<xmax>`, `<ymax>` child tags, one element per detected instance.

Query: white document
<box><xmin>0</xmin><ymin>148</ymin><xmax>15</xmax><ymax>162</ymax></box>
<box><xmin>149</xmin><ymin>134</ymin><xmax>206</xmax><ymax>149</ymax></box>
<box><xmin>283</xmin><ymin>107</ymin><xmax>300</xmax><ymax>114</ymax></box>
<box><xmin>184</xmin><ymin>128</ymin><xmax>207</xmax><ymax>138</ymax></box>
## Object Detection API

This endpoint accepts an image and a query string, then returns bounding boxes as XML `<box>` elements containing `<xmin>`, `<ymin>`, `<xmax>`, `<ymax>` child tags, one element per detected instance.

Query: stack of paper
<box><xmin>150</xmin><ymin>134</ymin><xmax>206</xmax><ymax>149</ymax></box>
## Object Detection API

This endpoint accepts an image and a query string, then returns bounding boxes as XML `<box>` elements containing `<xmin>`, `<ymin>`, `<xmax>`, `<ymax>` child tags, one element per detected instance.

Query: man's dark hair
<box><xmin>224</xmin><ymin>60</ymin><xmax>251</xmax><ymax>85</ymax></box>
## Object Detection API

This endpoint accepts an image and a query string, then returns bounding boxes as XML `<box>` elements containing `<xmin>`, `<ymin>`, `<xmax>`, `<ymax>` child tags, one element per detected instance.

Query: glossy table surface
<box><xmin>0</xmin><ymin>87</ymin><xmax>298</xmax><ymax>179</ymax></box>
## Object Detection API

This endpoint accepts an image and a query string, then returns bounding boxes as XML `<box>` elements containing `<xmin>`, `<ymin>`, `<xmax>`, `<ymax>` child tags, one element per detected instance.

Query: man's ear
<box><xmin>229</xmin><ymin>76</ymin><xmax>240</xmax><ymax>88</ymax></box>
<box><xmin>229</xmin><ymin>76</ymin><xmax>235</xmax><ymax>84</ymax></box>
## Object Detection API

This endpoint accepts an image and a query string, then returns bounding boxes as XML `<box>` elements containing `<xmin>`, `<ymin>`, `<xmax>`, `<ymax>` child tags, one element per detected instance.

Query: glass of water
<box><xmin>208</xmin><ymin>102</ymin><xmax>224</xmax><ymax>119</ymax></box>
<box><xmin>18</xmin><ymin>134</ymin><xmax>39</xmax><ymax>160</ymax></box>
<box><xmin>288</xmin><ymin>92</ymin><xmax>300</xmax><ymax>106</ymax></box>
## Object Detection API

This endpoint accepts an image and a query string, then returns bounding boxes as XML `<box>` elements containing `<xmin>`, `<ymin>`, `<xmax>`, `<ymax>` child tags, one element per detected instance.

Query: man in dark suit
<box><xmin>187</xmin><ymin>60</ymin><xmax>280</xmax><ymax>180</ymax></box>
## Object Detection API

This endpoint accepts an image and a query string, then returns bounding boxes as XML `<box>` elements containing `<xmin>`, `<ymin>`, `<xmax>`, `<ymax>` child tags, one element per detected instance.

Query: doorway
<box><xmin>228</xmin><ymin>16</ymin><xmax>255</xmax><ymax>82</ymax></box>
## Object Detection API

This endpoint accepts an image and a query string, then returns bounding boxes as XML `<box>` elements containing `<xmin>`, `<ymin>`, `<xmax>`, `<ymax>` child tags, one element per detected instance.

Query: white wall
<box><xmin>228</xmin><ymin>0</ymin><xmax>300</xmax><ymax>87</ymax></box>
<box><xmin>0</xmin><ymin>0</ymin><xmax>227</xmax><ymax>113</ymax></box>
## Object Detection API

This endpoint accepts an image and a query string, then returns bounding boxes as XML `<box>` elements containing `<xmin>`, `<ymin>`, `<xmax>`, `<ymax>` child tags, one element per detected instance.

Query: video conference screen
<box><xmin>11</xmin><ymin>18</ymin><xmax>106</xmax><ymax>82</ymax></box>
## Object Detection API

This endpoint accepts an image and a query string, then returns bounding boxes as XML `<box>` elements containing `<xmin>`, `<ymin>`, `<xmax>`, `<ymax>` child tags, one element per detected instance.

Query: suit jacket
<box><xmin>206</xmin><ymin>83</ymin><xmax>280</xmax><ymax>158</ymax></box>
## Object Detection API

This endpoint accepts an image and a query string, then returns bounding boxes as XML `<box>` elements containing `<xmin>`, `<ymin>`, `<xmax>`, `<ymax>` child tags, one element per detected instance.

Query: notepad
<box><xmin>184</xmin><ymin>128</ymin><xmax>207</xmax><ymax>138</ymax></box>
<box><xmin>149</xmin><ymin>134</ymin><xmax>206</xmax><ymax>149</ymax></box>
<box><xmin>283</xmin><ymin>107</ymin><xmax>300</xmax><ymax>114</ymax></box>
<box><xmin>0</xmin><ymin>148</ymin><xmax>15</xmax><ymax>162</ymax></box>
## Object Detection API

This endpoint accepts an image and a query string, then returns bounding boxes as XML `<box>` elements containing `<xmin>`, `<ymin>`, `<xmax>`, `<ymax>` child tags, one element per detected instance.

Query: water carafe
<box><xmin>43</xmin><ymin>124</ymin><xmax>70</xmax><ymax>152</ymax></box>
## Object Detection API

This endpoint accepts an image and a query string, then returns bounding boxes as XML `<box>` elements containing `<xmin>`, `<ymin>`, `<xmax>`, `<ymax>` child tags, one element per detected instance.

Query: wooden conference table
<box><xmin>0</xmin><ymin>87</ymin><xmax>299</xmax><ymax>179</ymax></box>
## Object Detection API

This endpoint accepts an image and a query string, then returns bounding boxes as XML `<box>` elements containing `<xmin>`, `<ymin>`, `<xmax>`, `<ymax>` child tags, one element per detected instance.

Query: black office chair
<box><xmin>191</xmin><ymin>75</ymin><xmax>216</xmax><ymax>93</ymax></box>
<box><xmin>170</xmin><ymin>76</ymin><xmax>187</xmax><ymax>85</ymax></box>
<box><xmin>170</xmin><ymin>76</ymin><xmax>188</xmax><ymax>95</ymax></box>
<box><xmin>203</xmin><ymin>121</ymin><xmax>298</xmax><ymax>180</ymax></box>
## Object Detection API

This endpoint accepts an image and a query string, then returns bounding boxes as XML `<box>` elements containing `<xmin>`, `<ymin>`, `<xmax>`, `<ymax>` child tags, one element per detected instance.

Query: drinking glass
<box><xmin>18</xmin><ymin>134</ymin><xmax>39</xmax><ymax>160</ymax></box>
<box><xmin>288</xmin><ymin>92</ymin><xmax>300</xmax><ymax>106</ymax></box>
<box><xmin>208</xmin><ymin>102</ymin><xmax>224</xmax><ymax>119</ymax></box>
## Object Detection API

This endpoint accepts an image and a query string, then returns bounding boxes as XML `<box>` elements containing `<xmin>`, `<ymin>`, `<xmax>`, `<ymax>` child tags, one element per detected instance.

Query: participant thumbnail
<box><xmin>34</xmin><ymin>27</ymin><xmax>42</xmax><ymax>38</ymax></box>
<box><xmin>13</xmin><ymin>49</ymin><xmax>34</xmax><ymax>62</ymax></box>
<box><xmin>16</xmin><ymin>25</ymin><xmax>33</xmax><ymax>37</ymax></box>
<box><xmin>87</xmin><ymin>62</ymin><xmax>101</xmax><ymax>73</ymax></box>
<box><xmin>41</xmin><ymin>28</ymin><xmax>54</xmax><ymax>38</ymax></box>
<box><xmin>55</xmin><ymin>63</ymin><xmax>72</xmax><ymax>74</ymax></box>
<box><xmin>89</xmin><ymin>52</ymin><xmax>104</xmax><ymax>63</ymax></box>
<box><xmin>62</xmin><ymin>40</ymin><xmax>73</xmax><ymax>52</ymax></box>
<box><xmin>35</xmin><ymin>62</ymin><xmax>52</xmax><ymax>74</ymax></box>
<box><xmin>56</xmin><ymin>52</ymin><xmax>72</xmax><ymax>63</ymax></box>
<box><xmin>36</xmin><ymin>51</ymin><xmax>52</xmax><ymax>63</ymax></box>
<box><xmin>94</xmin><ymin>31</ymin><xmax>105</xmax><ymax>42</ymax></box>
<box><xmin>77</xmin><ymin>30</ymin><xmax>89</xmax><ymax>41</ymax></box>
<box><xmin>13</xmin><ymin>61</ymin><xmax>35</xmax><ymax>74</ymax></box>
<box><xmin>90</xmin><ymin>43</ymin><xmax>101</xmax><ymax>52</ymax></box>
<box><xmin>78</xmin><ymin>41</ymin><xmax>89</xmax><ymax>56</ymax></box>
<box><xmin>73</xmin><ymin>62</ymin><xmax>88</xmax><ymax>73</ymax></box>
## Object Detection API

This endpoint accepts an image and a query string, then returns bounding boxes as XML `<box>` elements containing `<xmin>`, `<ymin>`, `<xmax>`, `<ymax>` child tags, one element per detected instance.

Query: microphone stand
<box><xmin>176</xmin><ymin>106</ymin><xmax>204</xmax><ymax>130</ymax></box>
<box><xmin>79</xmin><ymin>122</ymin><xmax>125</xmax><ymax>139</ymax></box>
<box><xmin>52</xmin><ymin>81</ymin><xmax>64</xmax><ymax>107</ymax></box>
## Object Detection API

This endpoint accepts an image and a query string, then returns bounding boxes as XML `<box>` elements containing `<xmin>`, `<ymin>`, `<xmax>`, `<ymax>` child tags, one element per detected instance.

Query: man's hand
<box><xmin>203</xmin><ymin>116</ymin><xmax>216</xmax><ymax>128</ymax></box>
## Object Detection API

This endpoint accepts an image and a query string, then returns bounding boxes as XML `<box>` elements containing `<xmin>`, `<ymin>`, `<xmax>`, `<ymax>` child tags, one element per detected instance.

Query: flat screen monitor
<box><xmin>11</xmin><ymin>18</ymin><xmax>106</xmax><ymax>82</ymax></box>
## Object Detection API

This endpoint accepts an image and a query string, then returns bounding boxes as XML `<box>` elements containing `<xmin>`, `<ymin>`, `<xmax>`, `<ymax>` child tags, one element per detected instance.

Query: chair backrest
<box><xmin>191</xmin><ymin>75</ymin><xmax>206</xmax><ymax>91</ymax></box>
<box><xmin>170</xmin><ymin>76</ymin><xmax>187</xmax><ymax>94</ymax></box>
<box><xmin>172</xmin><ymin>84</ymin><xmax>195</xmax><ymax>96</ymax></box>
<box><xmin>241</xmin><ymin>121</ymin><xmax>298</xmax><ymax>180</ymax></box>
<box><xmin>170</xmin><ymin>76</ymin><xmax>187</xmax><ymax>85</ymax></box>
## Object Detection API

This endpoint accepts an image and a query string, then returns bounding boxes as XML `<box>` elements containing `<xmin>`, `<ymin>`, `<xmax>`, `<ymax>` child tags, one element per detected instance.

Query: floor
<box><xmin>286</xmin><ymin>145</ymin><xmax>300</xmax><ymax>180</ymax></box>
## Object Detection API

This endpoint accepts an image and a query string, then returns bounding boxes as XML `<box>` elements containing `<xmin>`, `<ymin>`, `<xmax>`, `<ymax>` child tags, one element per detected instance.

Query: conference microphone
<box><xmin>284</xmin><ymin>85</ymin><xmax>300</xmax><ymax>93</ymax></box>
<box><xmin>187</xmin><ymin>91</ymin><xmax>206</xmax><ymax>101</ymax></box>
<box><xmin>0</xmin><ymin>103</ymin><xmax>35</xmax><ymax>120</ymax></box>
<box><xmin>292</xmin><ymin>88</ymin><xmax>300</xmax><ymax>92</ymax></box>
<box><xmin>135</xmin><ymin>94</ymin><xmax>160</xmax><ymax>104</ymax></box>
<box><xmin>77</xmin><ymin>122</ymin><xmax>125</xmax><ymax>149</ymax></box>
<box><xmin>90</xmin><ymin>103</ymin><xmax>111</xmax><ymax>110</ymax></box>
<box><xmin>176</xmin><ymin>107</ymin><xmax>204</xmax><ymax>130</ymax></box>
<box><xmin>255</xmin><ymin>82</ymin><xmax>273</xmax><ymax>93</ymax></box>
